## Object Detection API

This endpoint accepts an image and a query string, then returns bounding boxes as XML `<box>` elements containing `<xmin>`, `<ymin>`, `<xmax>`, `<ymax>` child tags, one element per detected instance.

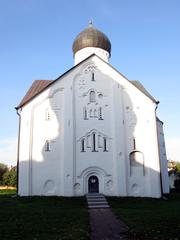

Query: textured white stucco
<box><xmin>17</xmin><ymin>54</ymin><xmax>169</xmax><ymax>197</ymax></box>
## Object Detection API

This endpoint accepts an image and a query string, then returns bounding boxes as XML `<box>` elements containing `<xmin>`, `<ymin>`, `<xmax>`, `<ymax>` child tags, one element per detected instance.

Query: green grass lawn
<box><xmin>0</xmin><ymin>190</ymin><xmax>89</xmax><ymax>240</ymax></box>
<box><xmin>1</xmin><ymin>190</ymin><xmax>180</xmax><ymax>240</ymax></box>
<box><xmin>0</xmin><ymin>189</ymin><xmax>16</xmax><ymax>195</ymax></box>
<box><xmin>108</xmin><ymin>193</ymin><xmax>180</xmax><ymax>240</ymax></box>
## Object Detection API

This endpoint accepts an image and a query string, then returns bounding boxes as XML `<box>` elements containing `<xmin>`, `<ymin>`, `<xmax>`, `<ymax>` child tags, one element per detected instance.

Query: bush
<box><xmin>3</xmin><ymin>167</ymin><xmax>17</xmax><ymax>187</ymax></box>
<box><xmin>0</xmin><ymin>163</ymin><xmax>8</xmax><ymax>185</ymax></box>
<box><xmin>174</xmin><ymin>179</ymin><xmax>180</xmax><ymax>192</ymax></box>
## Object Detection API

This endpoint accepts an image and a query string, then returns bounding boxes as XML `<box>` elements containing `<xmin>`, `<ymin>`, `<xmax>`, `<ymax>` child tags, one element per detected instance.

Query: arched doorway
<box><xmin>88</xmin><ymin>176</ymin><xmax>99</xmax><ymax>193</ymax></box>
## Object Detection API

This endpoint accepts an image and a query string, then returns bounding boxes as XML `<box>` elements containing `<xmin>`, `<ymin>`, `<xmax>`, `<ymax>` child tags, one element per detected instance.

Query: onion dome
<box><xmin>72</xmin><ymin>21</ymin><xmax>111</xmax><ymax>56</ymax></box>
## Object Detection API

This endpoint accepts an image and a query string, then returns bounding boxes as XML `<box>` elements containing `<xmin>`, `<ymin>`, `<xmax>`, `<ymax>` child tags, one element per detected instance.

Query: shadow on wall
<box><xmin>18</xmin><ymin>60</ymin><xmax>162</xmax><ymax>197</ymax></box>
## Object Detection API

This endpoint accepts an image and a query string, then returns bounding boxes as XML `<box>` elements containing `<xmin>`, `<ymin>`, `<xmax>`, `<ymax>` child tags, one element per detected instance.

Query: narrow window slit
<box><xmin>133</xmin><ymin>138</ymin><xmax>136</xmax><ymax>149</ymax></box>
<box><xmin>92</xmin><ymin>72</ymin><xmax>95</xmax><ymax>81</ymax></box>
<box><xmin>45</xmin><ymin>140</ymin><xmax>50</xmax><ymax>152</ymax></box>
<box><xmin>81</xmin><ymin>139</ymin><xmax>85</xmax><ymax>152</ymax></box>
<box><xmin>103</xmin><ymin>138</ymin><xmax>108</xmax><ymax>152</ymax></box>
<box><xmin>92</xmin><ymin>133</ymin><xmax>97</xmax><ymax>152</ymax></box>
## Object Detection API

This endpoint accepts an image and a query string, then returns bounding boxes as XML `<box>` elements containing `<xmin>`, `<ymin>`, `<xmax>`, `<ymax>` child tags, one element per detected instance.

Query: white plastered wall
<box><xmin>157</xmin><ymin>120</ymin><xmax>169</xmax><ymax>194</ymax></box>
<box><xmin>18</xmin><ymin>54</ymin><xmax>163</xmax><ymax>197</ymax></box>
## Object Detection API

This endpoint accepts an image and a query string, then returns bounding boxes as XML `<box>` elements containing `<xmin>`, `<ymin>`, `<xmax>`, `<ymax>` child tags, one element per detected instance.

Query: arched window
<box><xmin>92</xmin><ymin>72</ymin><xmax>95</xmax><ymax>81</ymax></box>
<box><xmin>133</xmin><ymin>138</ymin><xmax>136</xmax><ymax>149</ymax></box>
<box><xmin>89</xmin><ymin>90</ymin><xmax>96</xmax><ymax>103</ymax></box>
<box><xmin>92</xmin><ymin>133</ymin><xmax>97</xmax><ymax>152</ymax></box>
<box><xmin>45</xmin><ymin>140</ymin><xmax>50</xmax><ymax>152</ymax></box>
<box><xmin>103</xmin><ymin>138</ymin><xmax>108</xmax><ymax>152</ymax></box>
<box><xmin>81</xmin><ymin>139</ymin><xmax>85</xmax><ymax>152</ymax></box>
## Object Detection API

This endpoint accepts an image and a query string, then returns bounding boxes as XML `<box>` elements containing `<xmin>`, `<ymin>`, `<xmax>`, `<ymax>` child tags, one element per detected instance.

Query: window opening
<box><xmin>103</xmin><ymin>138</ymin><xmax>108</xmax><ymax>152</ymax></box>
<box><xmin>133</xmin><ymin>138</ymin><xmax>136</xmax><ymax>149</ymax></box>
<box><xmin>92</xmin><ymin>133</ymin><xmax>97</xmax><ymax>152</ymax></box>
<box><xmin>45</xmin><ymin>140</ymin><xmax>50</xmax><ymax>152</ymax></box>
<box><xmin>81</xmin><ymin>139</ymin><xmax>85</xmax><ymax>152</ymax></box>
<box><xmin>92</xmin><ymin>72</ymin><xmax>95</xmax><ymax>81</ymax></box>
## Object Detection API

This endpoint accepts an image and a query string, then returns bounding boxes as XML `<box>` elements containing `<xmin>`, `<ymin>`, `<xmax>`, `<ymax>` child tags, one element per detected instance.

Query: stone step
<box><xmin>88</xmin><ymin>205</ymin><xmax>109</xmax><ymax>209</ymax></box>
<box><xmin>87</xmin><ymin>198</ymin><xmax>105</xmax><ymax>200</ymax></box>
<box><xmin>87</xmin><ymin>198</ymin><xmax>106</xmax><ymax>201</ymax></box>
<box><xmin>87</xmin><ymin>198</ymin><xmax>107</xmax><ymax>201</ymax></box>
<box><xmin>87</xmin><ymin>196</ymin><xmax>105</xmax><ymax>198</ymax></box>
<box><xmin>88</xmin><ymin>201</ymin><xmax>109</xmax><ymax>204</ymax></box>
<box><xmin>87</xmin><ymin>199</ymin><xmax>107</xmax><ymax>202</ymax></box>
<box><xmin>87</xmin><ymin>196</ymin><xmax>105</xmax><ymax>199</ymax></box>
<box><xmin>86</xmin><ymin>195</ymin><xmax>104</xmax><ymax>198</ymax></box>
<box><xmin>86</xmin><ymin>193</ymin><xmax>110</xmax><ymax>209</ymax></box>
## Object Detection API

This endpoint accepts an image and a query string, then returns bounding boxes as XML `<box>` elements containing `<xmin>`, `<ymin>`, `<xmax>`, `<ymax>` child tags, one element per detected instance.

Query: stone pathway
<box><xmin>86</xmin><ymin>194</ymin><xmax>129</xmax><ymax>240</ymax></box>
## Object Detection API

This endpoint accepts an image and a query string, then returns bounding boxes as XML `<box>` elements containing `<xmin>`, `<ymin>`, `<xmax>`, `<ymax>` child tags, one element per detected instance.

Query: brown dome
<box><xmin>72</xmin><ymin>23</ymin><xmax>111</xmax><ymax>56</ymax></box>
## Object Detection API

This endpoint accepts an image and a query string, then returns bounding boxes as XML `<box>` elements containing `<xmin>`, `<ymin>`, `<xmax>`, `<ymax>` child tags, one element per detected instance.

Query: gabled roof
<box><xmin>131</xmin><ymin>80</ymin><xmax>157</xmax><ymax>103</ymax></box>
<box><xmin>16</xmin><ymin>54</ymin><xmax>158</xmax><ymax>109</ymax></box>
<box><xmin>17</xmin><ymin>80</ymin><xmax>54</xmax><ymax>109</ymax></box>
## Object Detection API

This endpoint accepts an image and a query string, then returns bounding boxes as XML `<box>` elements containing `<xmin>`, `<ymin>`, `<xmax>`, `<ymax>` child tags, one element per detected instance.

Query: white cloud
<box><xmin>0</xmin><ymin>138</ymin><xmax>17</xmax><ymax>166</ymax></box>
<box><xmin>166</xmin><ymin>137</ymin><xmax>180</xmax><ymax>162</ymax></box>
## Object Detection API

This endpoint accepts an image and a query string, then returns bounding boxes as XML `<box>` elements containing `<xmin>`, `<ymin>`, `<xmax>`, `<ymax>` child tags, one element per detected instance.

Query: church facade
<box><xmin>16</xmin><ymin>23</ymin><xmax>169</xmax><ymax>197</ymax></box>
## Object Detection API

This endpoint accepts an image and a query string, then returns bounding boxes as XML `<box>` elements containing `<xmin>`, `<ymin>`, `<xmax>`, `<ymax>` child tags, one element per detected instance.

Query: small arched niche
<box><xmin>89</xmin><ymin>90</ymin><xmax>96</xmax><ymax>103</ymax></box>
<box><xmin>129</xmin><ymin>150</ymin><xmax>145</xmax><ymax>176</ymax></box>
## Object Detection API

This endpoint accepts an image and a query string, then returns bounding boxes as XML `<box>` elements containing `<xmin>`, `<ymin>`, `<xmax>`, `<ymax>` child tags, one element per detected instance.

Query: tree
<box><xmin>0</xmin><ymin>163</ymin><xmax>8</xmax><ymax>185</ymax></box>
<box><xmin>3</xmin><ymin>167</ymin><xmax>17</xmax><ymax>187</ymax></box>
<box><xmin>176</xmin><ymin>162</ymin><xmax>180</xmax><ymax>176</ymax></box>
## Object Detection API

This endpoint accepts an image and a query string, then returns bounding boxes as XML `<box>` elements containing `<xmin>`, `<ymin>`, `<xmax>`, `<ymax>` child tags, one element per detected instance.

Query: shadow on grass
<box><xmin>0</xmin><ymin>194</ymin><xmax>89</xmax><ymax>240</ymax></box>
<box><xmin>108</xmin><ymin>193</ymin><xmax>180</xmax><ymax>240</ymax></box>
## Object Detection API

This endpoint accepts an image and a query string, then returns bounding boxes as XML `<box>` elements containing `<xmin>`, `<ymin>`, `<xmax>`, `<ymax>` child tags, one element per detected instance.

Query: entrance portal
<box><xmin>88</xmin><ymin>176</ymin><xmax>99</xmax><ymax>193</ymax></box>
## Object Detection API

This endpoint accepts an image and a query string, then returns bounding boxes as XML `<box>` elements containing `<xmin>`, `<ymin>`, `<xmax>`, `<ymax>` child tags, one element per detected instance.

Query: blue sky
<box><xmin>0</xmin><ymin>0</ymin><xmax>180</xmax><ymax>165</ymax></box>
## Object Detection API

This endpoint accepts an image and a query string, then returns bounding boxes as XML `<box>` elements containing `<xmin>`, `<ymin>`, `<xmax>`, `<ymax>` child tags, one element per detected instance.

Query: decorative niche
<box><xmin>83</xmin><ymin>64</ymin><xmax>98</xmax><ymax>74</ymax></box>
<box><xmin>89</xmin><ymin>90</ymin><xmax>96</xmax><ymax>102</ymax></box>
<box><xmin>78</xmin><ymin>129</ymin><xmax>111</xmax><ymax>153</ymax></box>
<box><xmin>129</xmin><ymin>138</ymin><xmax>145</xmax><ymax>176</ymax></box>
<box><xmin>83</xmin><ymin>106</ymin><xmax>104</xmax><ymax>120</ymax></box>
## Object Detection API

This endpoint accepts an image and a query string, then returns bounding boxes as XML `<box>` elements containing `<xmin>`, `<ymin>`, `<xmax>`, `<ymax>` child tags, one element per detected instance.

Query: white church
<box><xmin>16</xmin><ymin>23</ymin><xmax>169</xmax><ymax>198</ymax></box>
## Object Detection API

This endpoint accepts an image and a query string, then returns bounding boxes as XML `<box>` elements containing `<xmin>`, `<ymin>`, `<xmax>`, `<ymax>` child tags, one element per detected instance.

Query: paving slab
<box><xmin>89</xmin><ymin>208</ymin><xmax>129</xmax><ymax>240</ymax></box>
